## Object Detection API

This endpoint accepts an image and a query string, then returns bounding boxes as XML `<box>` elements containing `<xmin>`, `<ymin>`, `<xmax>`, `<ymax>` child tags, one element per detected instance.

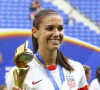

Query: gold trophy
<box><xmin>13</xmin><ymin>40</ymin><xmax>33</xmax><ymax>89</ymax></box>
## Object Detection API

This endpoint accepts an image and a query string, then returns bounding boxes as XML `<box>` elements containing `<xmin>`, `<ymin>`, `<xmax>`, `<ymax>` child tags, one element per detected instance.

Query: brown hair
<box><xmin>96</xmin><ymin>65</ymin><xmax>100</xmax><ymax>83</ymax></box>
<box><xmin>32</xmin><ymin>9</ymin><xmax>74</xmax><ymax>72</ymax></box>
<box><xmin>0</xmin><ymin>85</ymin><xmax>7</xmax><ymax>90</ymax></box>
<box><xmin>83</xmin><ymin>65</ymin><xmax>91</xmax><ymax>75</ymax></box>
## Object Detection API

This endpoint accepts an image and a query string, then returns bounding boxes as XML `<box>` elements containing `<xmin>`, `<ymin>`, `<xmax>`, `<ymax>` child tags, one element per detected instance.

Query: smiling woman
<box><xmin>6</xmin><ymin>9</ymin><xmax>88</xmax><ymax>90</ymax></box>
<box><xmin>33</xmin><ymin>14</ymin><xmax>64</xmax><ymax>54</ymax></box>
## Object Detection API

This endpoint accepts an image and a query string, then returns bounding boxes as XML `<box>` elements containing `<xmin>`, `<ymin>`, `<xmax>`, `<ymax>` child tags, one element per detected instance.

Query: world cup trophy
<box><xmin>13</xmin><ymin>40</ymin><xmax>33</xmax><ymax>89</ymax></box>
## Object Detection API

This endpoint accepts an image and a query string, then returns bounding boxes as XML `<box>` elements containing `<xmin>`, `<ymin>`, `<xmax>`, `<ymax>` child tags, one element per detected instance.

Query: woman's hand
<box><xmin>12</xmin><ymin>86</ymin><xmax>23</xmax><ymax>90</ymax></box>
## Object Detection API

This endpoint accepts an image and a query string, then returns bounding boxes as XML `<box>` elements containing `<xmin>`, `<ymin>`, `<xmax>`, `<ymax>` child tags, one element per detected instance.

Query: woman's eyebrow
<box><xmin>45</xmin><ymin>25</ymin><xmax>54</xmax><ymax>28</ymax></box>
<box><xmin>46</xmin><ymin>25</ymin><xmax>63</xmax><ymax>27</ymax></box>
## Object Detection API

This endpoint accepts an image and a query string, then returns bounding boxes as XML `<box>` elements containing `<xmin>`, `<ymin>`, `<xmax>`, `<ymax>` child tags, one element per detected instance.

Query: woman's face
<box><xmin>98</xmin><ymin>69</ymin><xmax>100</xmax><ymax>75</ymax></box>
<box><xmin>3</xmin><ymin>87</ymin><xmax>7</xmax><ymax>90</ymax></box>
<box><xmin>36</xmin><ymin>14</ymin><xmax>64</xmax><ymax>51</ymax></box>
<box><xmin>86</xmin><ymin>70</ymin><xmax>91</xmax><ymax>83</ymax></box>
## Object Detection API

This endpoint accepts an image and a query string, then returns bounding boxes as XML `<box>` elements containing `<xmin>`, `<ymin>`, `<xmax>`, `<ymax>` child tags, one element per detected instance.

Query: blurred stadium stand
<box><xmin>0</xmin><ymin>0</ymin><xmax>32</xmax><ymax>29</ymax></box>
<box><xmin>0</xmin><ymin>0</ymin><xmax>100</xmax><ymax>47</ymax></box>
<box><xmin>69</xmin><ymin>0</ymin><xmax>100</xmax><ymax>24</ymax></box>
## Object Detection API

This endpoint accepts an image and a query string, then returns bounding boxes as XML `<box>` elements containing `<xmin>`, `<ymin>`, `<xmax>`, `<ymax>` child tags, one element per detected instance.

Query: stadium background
<box><xmin>0</xmin><ymin>0</ymin><xmax>100</xmax><ymax>86</ymax></box>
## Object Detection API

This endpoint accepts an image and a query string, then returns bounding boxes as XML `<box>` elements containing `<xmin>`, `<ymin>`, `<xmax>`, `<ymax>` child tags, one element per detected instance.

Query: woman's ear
<box><xmin>32</xmin><ymin>27</ymin><xmax>38</xmax><ymax>38</ymax></box>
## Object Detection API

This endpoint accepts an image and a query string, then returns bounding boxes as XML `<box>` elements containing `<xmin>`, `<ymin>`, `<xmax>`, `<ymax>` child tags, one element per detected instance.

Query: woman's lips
<box><xmin>48</xmin><ymin>39</ymin><xmax>60</xmax><ymax>43</ymax></box>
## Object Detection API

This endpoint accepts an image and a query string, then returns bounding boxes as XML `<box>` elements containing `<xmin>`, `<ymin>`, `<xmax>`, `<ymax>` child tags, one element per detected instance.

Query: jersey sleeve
<box><xmin>89</xmin><ymin>79</ymin><xmax>96</xmax><ymax>90</ymax></box>
<box><xmin>6</xmin><ymin>66</ymin><xmax>16</xmax><ymax>90</ymax></box>
<box><xmin>78</xmin><ymin>65</ymin><xmax>88</xmax><ymax>90</ymax></box>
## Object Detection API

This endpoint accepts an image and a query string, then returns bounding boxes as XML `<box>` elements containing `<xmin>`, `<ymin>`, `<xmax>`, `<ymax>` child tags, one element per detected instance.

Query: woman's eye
<box><xmin>46</xmin><ymin>27</ymin><xmax>53</xmax><ymax>31</ymax></box>
<box><xmin>58</xmin><ymin>26</ymin><xmax>63</xmax><ymax>31</ymax></box>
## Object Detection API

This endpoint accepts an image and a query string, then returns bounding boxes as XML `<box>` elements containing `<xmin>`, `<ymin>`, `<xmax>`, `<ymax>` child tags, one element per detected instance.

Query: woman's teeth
<box><xmin>50</xmin><ymin>40</ymin><xmax>59</xmax><ymax>43</ymax></box>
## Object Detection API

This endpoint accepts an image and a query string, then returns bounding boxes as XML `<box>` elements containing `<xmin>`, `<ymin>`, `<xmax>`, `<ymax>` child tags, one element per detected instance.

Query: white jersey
<box><xmin>90</xmin><ymin>79</ymin><xmax>100</xmax><ymax>90</ymax></box>
<box><xmin>6</xmin><ymin>59</ymin><xmax>87</xmax><ymax>90</ymax></box>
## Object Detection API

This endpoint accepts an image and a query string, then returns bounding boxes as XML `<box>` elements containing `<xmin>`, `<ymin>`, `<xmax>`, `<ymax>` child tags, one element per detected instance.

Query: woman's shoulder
<box><xmin>28</xmin><ymin>58</ymin><xmax>41</xmax><ymax>68</ymax></box>
<box><xmin>91</xmin><ymin>79</ymin><xmax>98</xmax><ymax>83</ymax></box>
<box><xmin>8</xmin><ymin>66</ymin><xmax>17</xmax><ymax>73</ymax></box>
<box><xmin>90</xmin><ymin>79</ymin><xmax>98</xmax><ymax>88</ymax></box>
<box><xmin>68</xmin><ymin>59</ymin><xmax>83</xmax><ymax>68</ymax></box>
<box><xmin>68</xmin><ymin>59</ymin><xmax>84</xmax><ymax>72</ymax></box>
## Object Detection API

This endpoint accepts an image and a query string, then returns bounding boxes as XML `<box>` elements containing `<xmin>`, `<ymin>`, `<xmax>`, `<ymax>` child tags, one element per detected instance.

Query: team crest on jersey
<box><xmin>66</xmin><ymin>75</ymin><xmax>76</xmax><ymax>88</ymax></box>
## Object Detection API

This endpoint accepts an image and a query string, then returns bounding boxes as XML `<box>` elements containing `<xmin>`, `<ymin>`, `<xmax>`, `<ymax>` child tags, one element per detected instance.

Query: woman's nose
<box><xmin>53</xmin><ymin>29</ymin><xmax>59</xmax><ymax>36</ymax></box>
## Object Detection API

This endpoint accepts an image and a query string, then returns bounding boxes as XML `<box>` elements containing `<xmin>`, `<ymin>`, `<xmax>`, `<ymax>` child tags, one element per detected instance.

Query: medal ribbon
<box><xmin>36</xmin><ymin>51</ymin><xmax>65</xmax><ymax>90</ymax></box>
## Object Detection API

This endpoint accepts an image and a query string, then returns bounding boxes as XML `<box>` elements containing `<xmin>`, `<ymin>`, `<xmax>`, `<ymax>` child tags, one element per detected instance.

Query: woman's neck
<box><xmin>38</xmin><ymin>49</ymin><xmax>57</xmax><ymax>67</ymax></box>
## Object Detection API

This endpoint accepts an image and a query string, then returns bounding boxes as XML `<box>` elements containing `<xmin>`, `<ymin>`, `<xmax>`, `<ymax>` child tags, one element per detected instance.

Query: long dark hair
<box><xmin>96</xmin><ymin>65</ymin><xmax>100</xmax><ymax>83</ymax></box>
<box><xmin>32</xmin><ymin>9</ymin><xmax>74</xmax><ymax>72</ymax></box>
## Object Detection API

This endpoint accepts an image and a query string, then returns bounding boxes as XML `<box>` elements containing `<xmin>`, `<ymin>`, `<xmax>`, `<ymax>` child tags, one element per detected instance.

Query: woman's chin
<box><xmin>49</xmin><ymin>46</ymin><xmax>60</xmax><ymax>51</ymax></box>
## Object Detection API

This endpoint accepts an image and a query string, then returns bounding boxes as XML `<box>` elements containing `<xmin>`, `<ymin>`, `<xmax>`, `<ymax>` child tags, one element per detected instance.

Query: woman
<box><xmin>6</xmin><ymin>9</ymin><xmax>87</xmax><ymax>90</ymax></box>
<box><xmin>30</xmin><ymin>0</ymin><xmax>41</xmax><ymax>21</ymax></box>
<box><xmin>90</xmin><ymin>65</ymin><xmax>100</xmax><ymax>90</ymax></box>
<box><xmin>83</xmin><ymin>65</ymin><xmax>91</xmax><ymax>90</ymax></box>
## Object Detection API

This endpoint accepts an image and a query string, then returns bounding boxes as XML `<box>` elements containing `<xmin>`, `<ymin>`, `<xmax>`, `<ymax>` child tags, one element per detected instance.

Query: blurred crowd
<box><xmin>30</xmin><ymin>0</ymin><xmax>42</xmax><ymax>21</ymax></box>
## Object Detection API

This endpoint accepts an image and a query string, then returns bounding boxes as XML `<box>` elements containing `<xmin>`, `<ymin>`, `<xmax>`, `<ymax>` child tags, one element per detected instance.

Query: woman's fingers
<box><xmin>12</xmin><ymin>86</ymin><xmax>21</xmax><ymax>90</ymax></box>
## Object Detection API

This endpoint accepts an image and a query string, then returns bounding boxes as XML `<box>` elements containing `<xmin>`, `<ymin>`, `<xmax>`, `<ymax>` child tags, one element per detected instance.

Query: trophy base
<box><xmin>13</xmin><ymin>67</ymin><xmax>30</xmax><ymax>89</ymax></box>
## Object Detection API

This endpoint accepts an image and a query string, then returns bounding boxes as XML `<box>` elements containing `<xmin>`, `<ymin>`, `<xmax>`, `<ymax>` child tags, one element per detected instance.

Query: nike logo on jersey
<box><xmin>32</xmin><ymin>80</ymin><xmax>42</xmax><ymax>85</ymax></box>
